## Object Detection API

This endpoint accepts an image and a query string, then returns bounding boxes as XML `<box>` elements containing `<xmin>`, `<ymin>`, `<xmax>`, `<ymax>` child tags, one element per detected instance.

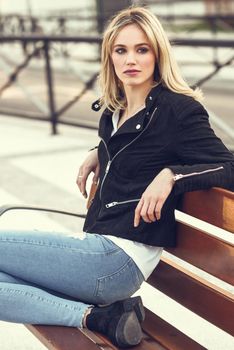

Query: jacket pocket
<box><xmin>94</xmin><ymin>258</ymin><xmax>144</xmax><ymax>304</ymax></box>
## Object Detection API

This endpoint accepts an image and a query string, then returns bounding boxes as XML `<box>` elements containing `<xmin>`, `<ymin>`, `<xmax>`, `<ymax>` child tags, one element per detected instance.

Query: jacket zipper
<box><xmin>99</xmin><ymin>138</ymin><xmax>111</xmax><ymax>200</ymax></box>
<box><xmin>106</xmin><ymin>198</ymin><xmax>141</xmax><ymax>208</ymax></box>
<box><xmin>111</xmin><ymin>106</ymin><xmax>157</xmax><ymax>162</ymax></box>
<box><xmin>99</xmin><ymin>106</ymin><xmax>158</xmax><ymax>200</ymax></box>
<box><xmin>106</xmin><ymin>166</ymin><xmax>225</xmax><ymax>206</ymax></box>
<box><xmin>173</xmin><ymin>166</ymin><xmax>224</xmax><ymax>181</ymax></box>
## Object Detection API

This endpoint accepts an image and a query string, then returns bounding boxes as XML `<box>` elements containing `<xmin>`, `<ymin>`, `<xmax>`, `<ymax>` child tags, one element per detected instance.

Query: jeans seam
<box><xmin>94</xmin><ymin>257</ymin><xmax>132</xmax><ymax>298</ymax></box>
<box><xmin>129</xmin><ymin>259</ymin><xmax>144</xmax><ymax>287</ymax></box>
<box><xmin>0</xmin><ymin>238</ymin><xmax>122</xmax><ymax>255</ymax></box>
<box><xmin>0</xmin><ymin>286</ymin><xmax>80</xmax><ymax>312</ymax></box>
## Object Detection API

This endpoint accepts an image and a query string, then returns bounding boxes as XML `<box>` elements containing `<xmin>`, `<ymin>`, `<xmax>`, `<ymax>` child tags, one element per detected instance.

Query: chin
<box><xmin>124</xmin><ymin>80</ymin><xmax>143</xmax><ymax>87</ymax></box>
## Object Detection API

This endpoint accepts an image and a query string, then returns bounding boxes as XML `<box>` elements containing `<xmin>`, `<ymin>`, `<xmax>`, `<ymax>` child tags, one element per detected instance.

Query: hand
<box><xmin>134</xmin><ymin>168</ymin><xmax>174</xmax><ymax>227</ymax></box>
<box><xmin>76</xmin><ymin>149</ymin><xmax>100</xmax><ymax>198</ymax></box>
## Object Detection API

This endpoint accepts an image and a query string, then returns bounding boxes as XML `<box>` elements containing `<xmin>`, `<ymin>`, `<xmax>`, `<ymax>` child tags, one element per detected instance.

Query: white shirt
<box><xmin>103</xmin><ymin>109</ymin><xmax>163</xmax><ymax>279</ymax></box>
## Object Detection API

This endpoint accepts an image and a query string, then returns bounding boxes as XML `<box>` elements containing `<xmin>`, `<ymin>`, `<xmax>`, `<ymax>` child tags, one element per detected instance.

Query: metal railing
<box><xmin>1</xmin><ymin>13</ymin><xmax>233</xmax><ymax>36</ymax></box>
<box><xmin>0</xmin><ymin>34</ymin><xmax>233</xmax><ymax>136</ymax></box>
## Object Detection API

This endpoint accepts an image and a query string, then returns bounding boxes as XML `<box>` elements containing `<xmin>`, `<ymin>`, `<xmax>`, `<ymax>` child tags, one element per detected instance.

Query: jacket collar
<box><xmin>98</xmin><ymin>83</ymin><xmax>164</xmax><ymax>142</ymax></box>
<box><xmin>144</xmin><ymin>82</ymin><xmax>164</xmax><ymax>112</ymax></box>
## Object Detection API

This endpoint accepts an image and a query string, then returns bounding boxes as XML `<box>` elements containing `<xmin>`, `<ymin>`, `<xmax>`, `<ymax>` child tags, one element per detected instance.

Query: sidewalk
<box><xmin>0</xmin><ymin>116</ymin><xmax>97</xmax><ymax>350</ymax></box>
<box><xmin>0</xmin><ymin>115</ymin><xmax>233</xmax><ymax>350</ymax></box>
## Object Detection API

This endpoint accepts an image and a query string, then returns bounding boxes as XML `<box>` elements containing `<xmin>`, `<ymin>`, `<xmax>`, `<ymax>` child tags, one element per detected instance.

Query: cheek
<box><xmin>112</xmin><ymin>55</ymin><xmax>123</xmax><ymax>70</ymax></box>
<box><xmin>141</xmin><ymin>54</ymin><xmax>155</xmax><ymax>71</ymax></box>
<box><xmin>112</xmin><ymin>57</ymin><xmax>124</xmax><ymax>79</ymax></box>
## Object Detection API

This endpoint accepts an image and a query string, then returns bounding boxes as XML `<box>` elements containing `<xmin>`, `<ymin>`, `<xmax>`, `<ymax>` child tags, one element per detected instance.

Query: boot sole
<box><xmin>114</xmin><ymin>311</ymin><xmax>142</xmax><ymax>348</ymax></box>
<box><xmin>122</xmin><ymin>296</ymin><xmax>145</xmax><ymax>323</ymax></box>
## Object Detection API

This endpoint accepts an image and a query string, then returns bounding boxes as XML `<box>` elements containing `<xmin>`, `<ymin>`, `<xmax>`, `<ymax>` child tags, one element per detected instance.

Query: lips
<box><xmin>124</xmin><ymin>69</ymin><xmax>140</xmax><ymax>73</ymax></box>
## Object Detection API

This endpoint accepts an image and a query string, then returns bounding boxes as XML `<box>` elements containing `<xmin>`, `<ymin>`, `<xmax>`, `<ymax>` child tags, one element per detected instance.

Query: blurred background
<box><xmin>0</xmin><ymin>0</ymin><xmax>233</xmax><ymax>147</ymax></box>
<box><xmin>0</xmin><ymin>2</ymin><xmax>233</xmax><ymax>349</ymax></box>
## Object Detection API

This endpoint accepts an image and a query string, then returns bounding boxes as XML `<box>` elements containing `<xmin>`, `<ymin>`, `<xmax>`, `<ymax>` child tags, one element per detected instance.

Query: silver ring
<box><xmin>78</xmin><ymin>175</ymin><xmax>83</xmax><ymax>178</ymax></box>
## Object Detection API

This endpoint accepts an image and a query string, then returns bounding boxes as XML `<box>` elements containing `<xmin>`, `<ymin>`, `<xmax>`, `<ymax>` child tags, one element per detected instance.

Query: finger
<box><xmin>154</xmin><ymin>197</ymin><xmax>165</xmax><ymax>220</ymax></box>
<box><xmin>80</xmin><ymin>175</ymin><xmax>88</xmax><ymax>198</ymax></box>
<box><xmin>76</xmin><ymin>170</ymin><xmax>88</xmax><ymax>198</ymax></box>
<box><xmin>93</xmin><ymin>164</ymin><xmax>100</xmax><ymax>184</ymax></box>
<box><xmin>76</xmin><ymin>171</ymin><xmax>84</xmax><ymax>190</ymax></box>
<box><xmin>147</xmin><ymin>200</ymin><xmax>157</xmax><ymax>222</ymax></box>
<box><xmin>140</xmin><ymin>200</ymin><xmax>151</xmax><ymax>223</ymax></box>
<box><xmin>76</xmin><ymin>167</ymin><xmax>83</xmax><ymax>187</ymax></box>
<box><xmin>134</xmin><ymin>200</ymin><xmax>144</xmax><ymax>227</ymax></box>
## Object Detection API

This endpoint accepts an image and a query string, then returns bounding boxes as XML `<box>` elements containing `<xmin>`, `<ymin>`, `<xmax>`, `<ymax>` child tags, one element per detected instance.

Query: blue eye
<box><xmin>138</xmin><ymin>47</ymin><xmax>149</xmax><ymax>53</ymax></box>
<box><xmin>114</xmin><ymin>47</ymin><xmax>149</xmax><ymax>54</ymax></box>
<box><xmin>115</xmin><ymin>48</ymin><xmax>126</xmax><ymax>54</ymax></box>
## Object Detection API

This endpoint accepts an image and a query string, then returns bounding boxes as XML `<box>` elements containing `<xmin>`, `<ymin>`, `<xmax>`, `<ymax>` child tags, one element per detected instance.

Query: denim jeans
<box><xmin>0</xmin><ymin>230</ymin><xmax>144</xmax><ymax>328</ymax></box>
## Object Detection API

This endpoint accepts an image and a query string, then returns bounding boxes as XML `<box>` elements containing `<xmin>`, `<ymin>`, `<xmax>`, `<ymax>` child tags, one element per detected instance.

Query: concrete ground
<box><xmin>0</xmin><ymin>115</ymin><xmax>233</xmax><ymax>350</ymax></box>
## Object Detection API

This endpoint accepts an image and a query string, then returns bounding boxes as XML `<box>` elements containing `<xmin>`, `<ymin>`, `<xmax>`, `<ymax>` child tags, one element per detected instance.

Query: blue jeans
<box><xmin>0</xmin><ymin>230</ymin><xmax>144</xmax><ymax>328</ymax></box>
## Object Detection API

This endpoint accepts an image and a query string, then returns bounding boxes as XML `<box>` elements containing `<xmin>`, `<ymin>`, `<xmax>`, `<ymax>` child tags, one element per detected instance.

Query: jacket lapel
<box><xmin>98</xmin><ymin>83</ymin><xmax>164</xmax><ymax>143</ymax></box>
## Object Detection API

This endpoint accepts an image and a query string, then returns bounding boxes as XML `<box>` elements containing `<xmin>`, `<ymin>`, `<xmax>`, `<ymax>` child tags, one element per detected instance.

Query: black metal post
<box><xmin>44</xmin><ymin>40</ymin><xmax>57</xmax><ymax>135</ymax></box>
<box><xmin>95</xmin><ymin>0</ymin><xmax>131</xmax><ymax>33</ymax></box>
<box><xmin>210</xmin><ymin>15</ymin><xmax>219</xmax><ymax>68</ymax></box>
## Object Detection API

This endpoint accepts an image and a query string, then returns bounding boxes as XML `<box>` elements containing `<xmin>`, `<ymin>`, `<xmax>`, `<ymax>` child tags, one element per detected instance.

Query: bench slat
<box><xmin>27</xmin><ymin>325</ymin><xmax>170</xmax><ymax>350</ymax></box>
<box><xmin>148</xmin><ymin>259</ymin><xmax>234</xmax><ymax>336</ymax></box>
<box><xmin>26</xmin><ymin>325</ymin><xmax>101</xmax><ymax>350</ymax></box>
<box><xmin>97</xmin><ymin>332</ymin><xmax>168</xmax><ymax>350</ymax></box>
<box><xmin>27</xmin><ymin>325</ymin><xmax>169</xmax><ymax>350</ymax></box>
<box><xmin>27</xmin><ymin>316</ymin><xmax>204</xmax><ymax>350</ymax></box>
<box><xmin>166</xmin><ymin>222</ymin><xmax>234</xmax><ymax>285</ymax></box>
<box><xmin>143</xmin><ymin>309</ymin><xmax>206</xmax><ymax>350</ymax></box>
<box><xmin>65</xmin><ymin>318</ymin><xmax>205</xmax><ymax>350</ymax></box>
<box><xmin>182</xmin><ymin>188</ymin><xmax>234</xmax><ymax>232</ymax></box>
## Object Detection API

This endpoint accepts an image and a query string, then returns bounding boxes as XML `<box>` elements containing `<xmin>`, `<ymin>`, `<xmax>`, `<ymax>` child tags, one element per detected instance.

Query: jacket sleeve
<box><xmin>168</xmin><ymin>102</ymin><xmax>234</xmax><ymax>195</ymax></box>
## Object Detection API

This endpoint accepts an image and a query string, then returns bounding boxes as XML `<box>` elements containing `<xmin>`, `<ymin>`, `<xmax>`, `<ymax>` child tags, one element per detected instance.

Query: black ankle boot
<box><xmin>86</xmin><ymin>296</ymin><xmax>145</xmax><ymax>348</ymax></box>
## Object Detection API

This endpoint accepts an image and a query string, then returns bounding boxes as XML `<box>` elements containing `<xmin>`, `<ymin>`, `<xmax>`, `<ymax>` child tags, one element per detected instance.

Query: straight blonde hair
<box><xmin>98</xmin><ymin>6</ymin><xmax>203</xmax><ymax>111</ymax></box>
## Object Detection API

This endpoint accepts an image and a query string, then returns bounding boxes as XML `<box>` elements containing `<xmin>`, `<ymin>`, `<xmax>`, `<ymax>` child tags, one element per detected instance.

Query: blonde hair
<box><xmin>98</xmin><ymin>6</ymin><xmax>203</xmax><ymax>111</ymax></box>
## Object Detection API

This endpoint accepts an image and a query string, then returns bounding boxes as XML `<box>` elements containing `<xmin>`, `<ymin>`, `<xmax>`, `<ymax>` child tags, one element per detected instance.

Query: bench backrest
<box><xmin>87</xmin><ymin>185</ymin><xmax>234</xmax><ymax>335</ymax></box>
<box><xmin>148</xmin><ymin>187</ymin><xmax>234</xmax><ymax>336</ymax></box>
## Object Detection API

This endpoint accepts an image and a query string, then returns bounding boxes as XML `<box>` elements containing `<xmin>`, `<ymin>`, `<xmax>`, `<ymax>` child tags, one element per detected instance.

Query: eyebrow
<box><xmin>113</xmin><ymin>43</ymin><xmax>150</xmax><ymax>48</ymax></box>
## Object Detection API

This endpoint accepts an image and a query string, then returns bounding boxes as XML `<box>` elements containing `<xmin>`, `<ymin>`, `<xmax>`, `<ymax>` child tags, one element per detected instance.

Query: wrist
<box><xmin>163</xmin><ymin>168</ymin><xmax>175</xmax><ymax>184</ymax></box>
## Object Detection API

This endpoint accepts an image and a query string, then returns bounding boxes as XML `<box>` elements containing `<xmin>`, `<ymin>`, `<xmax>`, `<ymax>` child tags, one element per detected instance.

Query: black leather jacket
<box><xmin>83</xmin><ymin>84</ymin><xmax>234</xmax><ymax>247</ymax></box>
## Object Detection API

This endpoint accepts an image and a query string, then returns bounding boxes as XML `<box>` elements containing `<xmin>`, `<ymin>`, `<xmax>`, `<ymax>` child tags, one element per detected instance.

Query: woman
<box><xmin>0</xmin><ymin>6</ymin><xmax>233</xmax><ymax>349</ymax></box>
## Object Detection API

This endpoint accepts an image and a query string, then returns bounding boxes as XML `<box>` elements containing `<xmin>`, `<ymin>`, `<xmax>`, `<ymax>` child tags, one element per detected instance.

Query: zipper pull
<box><xmin>106</xmin><ymin>202</ymin><xmax>118</xmax><ymax>208</ymax></box>
<box><xmin>105</xmin><ymin>160</ymin><xmax>111</xmax><ymax>174</ymax></box>
<box><xmin>173</xmin><ymin>174</ymin><xmax>183</xmax><ymax>181</ymax></box>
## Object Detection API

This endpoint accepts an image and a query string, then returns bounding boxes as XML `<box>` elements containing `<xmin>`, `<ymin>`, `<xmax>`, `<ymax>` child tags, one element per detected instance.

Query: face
<box><xmin>111</xmin><ymin>24</ymin><xmax>156</xmax><ymax>90</ymax></box>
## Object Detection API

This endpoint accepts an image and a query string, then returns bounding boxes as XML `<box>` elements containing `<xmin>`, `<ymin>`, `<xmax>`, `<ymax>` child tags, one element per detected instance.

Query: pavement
<box><xmin>0</xmin><ymin>115</ymin><xmax>234</xmax><ymax>350</ymax></box>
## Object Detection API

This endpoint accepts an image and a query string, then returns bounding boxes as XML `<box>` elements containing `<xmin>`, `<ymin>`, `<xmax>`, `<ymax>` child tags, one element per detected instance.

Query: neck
<box><xmin>124</xmin><ymin>84</ymin><xmax>152</xmax><ymax>115</ymax></box>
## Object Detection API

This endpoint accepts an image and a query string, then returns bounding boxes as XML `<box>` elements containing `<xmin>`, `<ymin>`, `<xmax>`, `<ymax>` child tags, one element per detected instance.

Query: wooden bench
<box><xmin>0</xmin><ymin>187</ymin><xmax>233</xmax><ymax>349</ymax></box>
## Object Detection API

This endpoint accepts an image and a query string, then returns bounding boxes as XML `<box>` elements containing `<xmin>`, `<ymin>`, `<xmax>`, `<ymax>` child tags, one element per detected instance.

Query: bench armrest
<box><xmin>0</xmin><ymin>205</ymin><xmax>86</xmax><ymax>219</ymax></box>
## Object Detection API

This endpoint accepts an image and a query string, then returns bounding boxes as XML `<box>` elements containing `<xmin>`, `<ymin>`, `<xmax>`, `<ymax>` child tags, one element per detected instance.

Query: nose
<box><xmin>125</xmin><ymin>51</ymin><xmax>136</xmax><ymax>65</ymax></box>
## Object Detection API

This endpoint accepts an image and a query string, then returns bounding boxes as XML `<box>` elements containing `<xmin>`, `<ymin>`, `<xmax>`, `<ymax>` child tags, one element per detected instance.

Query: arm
<box><xmin>76</xmin><ymin>148</ymin><xmax>100</xmax><ymax>198</ymax></box>
<box><xmin>168</xmin><ymin>104</ymin><xmax>234</xmax><ymax>195</ymax></box>
<box><xmin>134</xmin><ymin>168</ymin><xmax>174</xmax><ymax>226</ymax></box>
<box><xmin>134</xmin><ymin>102</ymin><xmax>234</xmax><ymax>226</ymax></box>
